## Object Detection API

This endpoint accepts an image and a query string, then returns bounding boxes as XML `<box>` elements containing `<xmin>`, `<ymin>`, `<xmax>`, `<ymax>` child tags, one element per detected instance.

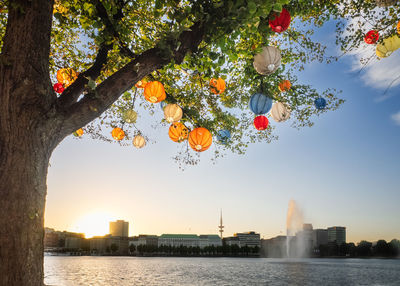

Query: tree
<box><xmin>129</xmin><ymin>243</ymin><xmax>136</xmax><ymax>254</ymax></box>
<box><xmin>110</xmin><ymin>243</ymin><xmax>118</xmax><ymax>254</ymax></box>
<box><xmin>1</xmin><ymin>0</ymin><xmax>397</xmax><ymax>285</ymax></box>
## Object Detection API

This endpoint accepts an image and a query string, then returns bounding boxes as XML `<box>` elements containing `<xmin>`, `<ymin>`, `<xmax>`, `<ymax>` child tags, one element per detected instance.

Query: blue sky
<box><xmin>45</xmin><ymin>21</ymin><xmax>400</xmax><ymax>243</ymax></box>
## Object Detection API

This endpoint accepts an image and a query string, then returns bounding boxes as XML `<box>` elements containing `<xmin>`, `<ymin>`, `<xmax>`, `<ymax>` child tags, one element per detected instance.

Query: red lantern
<box><xmin>269</xmin><ymin>8</ymin><xmax>291</xmax><ymax>33</ymax></box>
<box><xmin>53</xmin><ymin>83</ymin><xmax>64</xmax><ymax>93</ymax></box>
<box><xmin>253</xmin><ymin>116</ymin><xmax>269</xmax><ymax>131</ymax></box>
<box><xmin>364</xmin><ymin>30</ymin><xmax>379</xmax><ymax>44</ymax></box>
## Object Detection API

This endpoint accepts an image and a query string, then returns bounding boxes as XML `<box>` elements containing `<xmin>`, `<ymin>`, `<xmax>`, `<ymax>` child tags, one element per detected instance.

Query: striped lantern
<box><xmin>253</xmin><ymin>46</ymin><xmax>281</xmax><ymax>75</ymax></box>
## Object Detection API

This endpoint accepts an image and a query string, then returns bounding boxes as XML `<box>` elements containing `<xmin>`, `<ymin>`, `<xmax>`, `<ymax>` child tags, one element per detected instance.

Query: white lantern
<box><xmin>270</xmin><ymin>102</ymin><xmax>291</xmax><ymax>123</ymax></box>
<box><xmin>253</xmin><ymin>46</ymin><xmax>281</xmax><ymax>75</ymax></box>
<box><xmin>122</xmin><ymin>109</ymin><xmax>138</xmax><ymax>124</ymax></box>
<box><xmin>376</xmin><ymin>0</ymin><xmax>397</xmax><ymax>7</ymax></box>
<box><xmin>164</xmin><ymin>104</ymin><xmax>183</xmax><ymax>123</ymax></box>
<box><xmin>133</xmin><ymin>135</ymin><xmax>146</xmax><ymax>148</ymax></box>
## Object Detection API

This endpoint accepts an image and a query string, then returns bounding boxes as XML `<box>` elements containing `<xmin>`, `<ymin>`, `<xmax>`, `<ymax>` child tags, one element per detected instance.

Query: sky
<box><xmin>45</xmin><ymin>21</ymin><xmax>400</xmax><ymax>244</ymax></box>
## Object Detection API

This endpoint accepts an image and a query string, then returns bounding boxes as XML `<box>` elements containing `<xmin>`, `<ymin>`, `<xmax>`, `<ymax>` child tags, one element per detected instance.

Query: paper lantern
<box><xmin>111</xmin><ymin>127</ymin><xmax>125</xmax><ymax>141</ymax></box>
<box><xmin>56</xmin><ymin>68</ymin><xmax>77</xmax><ymax>87</ymax></box>
<box><xmin>122</xmin><ymin>109</ymin><xmax>137</xmax><ymax>124</ymax></box>
<box><xmin>253</xmin><ymin>46</ymin><xmax>281</xmax><ymax>75</ymax></box>
<box><xmin>376</xmin><ymin>35</ymin><xmax>400</xmax><ymax>58</ymax></box>
<box><xmin>278</xmin><ymin>80</ymin><xmax>291</xmax><ymax>92</ymax></box>
<box><xmin>249</xmin><ymin>93</ymin><xmax>273</xmax><ymax>115</ymax></box>
<box><xmin>364</xmin><ymin>30</ymin><xmax>379</xmax><ymax>44</ymax></box>
<box><xmin>168</xmin><ymin>122</ymin><xmax>189</xmax><ymax>143</ymax></box>
<box><xmin>189</xmin><ymin>127</ymin><xmax>212</xmax><ymax>152</ymax></box>
<box><xmin>53</xmin><ymin>83</ymin><xmax>64</xmax><ymax>93</ymax></box>
<box><xmin>135</xmin><ymin>79</ymin><xmax>148</xmax><ymax>89</ymax></box>
<box><xmin>375</xmin><ymin>0</ymin><xmax>397</xmax><ymax>7</ymax></box>
<box><xmin>143</xmin><ymin>81</ymin><xmax>166</xmax><ymax>103</ymax></box>
<box><xmin>73</xmin><ymin>128</ymin><xmax>84</xmax><ymax>137</ymax></box>
<box><xmin>270</xmin><ymin>102</ymin><xmax>291</xmax><ymax>122</ymax></box>
<box><xmin>217</xmin><ymin>129</ymin><xmax>231</xmax><ymax>144</ymax></box>
<box><xmin>314</xmin><ymin>98</ymin><xmax>327</xmax><ymax>110</ymax></box>
<box><xmin>164</xmin><ymin>104</ymin><xmax>183</xmax><ymax>123</ymax></box>
<box><xmin>269</xmin><ymin>8</ymin><xmax>291</xmax><ymax>33</ymax></box>
<box><xmin>397</xmin><ymin>20</ymin><xmax>400</xmax><ymax>35</ymax></box>
<box><xmin>210</xmin><ymin>78</ymin><xmax>226</xmax><ymax>94</ymax></box>
<box><xmin>253</xmin><ymin>116</ymin><xmax>269</xmax><ymax>131</ymax></box>
<box><xmin>133</xmin><ymin>135</ymin><xmax>146</xmax><ymax>148</ymax></box>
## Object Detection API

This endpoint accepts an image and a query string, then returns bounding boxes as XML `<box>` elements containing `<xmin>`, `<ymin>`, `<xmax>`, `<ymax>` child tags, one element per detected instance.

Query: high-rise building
<box><xmin>313</xmin><ymin>229</ymin><xmax>328</xmax><ymax>248</ymax></box>
<box><xmin>233</xmin><ymin>231</ymin><xmax>261</xmax><ymax>248</ymax></box>
<box><xmin>109</xmin><ymin>220</ymin><xmax>129</xmax><ymax>237</ymax></box>
<box><xmin>327</xmin><ymin>226</ymin><xmax>346</xmax><ymax>245</ymax></box>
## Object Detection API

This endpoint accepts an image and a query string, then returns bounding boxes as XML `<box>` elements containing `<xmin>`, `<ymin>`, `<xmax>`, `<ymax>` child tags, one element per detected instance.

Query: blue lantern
<box><xmin>160</xmin><ymin>101</ymin><xmax>167</xmax><ymax>110</ymax></box>
<box><xmin>249</xmin><ymin>93</ymin><xmax>273</xmax><ymax>115</ymax></box>
<box><xmin>217</xmin><ymin>129</ymin><xmax>231</xmax><ymax>144</ymax></box>
<box><xmin>314</xmin><ymin>97</ymin><xmax>327</xmax><ymax>110</ymax></box>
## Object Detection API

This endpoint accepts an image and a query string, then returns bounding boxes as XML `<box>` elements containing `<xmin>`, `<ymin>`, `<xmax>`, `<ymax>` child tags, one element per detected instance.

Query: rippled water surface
<box><xmin>44</xmin><ymin>256</ymin><xmax>400</xmax><ymax>286</ymax></box>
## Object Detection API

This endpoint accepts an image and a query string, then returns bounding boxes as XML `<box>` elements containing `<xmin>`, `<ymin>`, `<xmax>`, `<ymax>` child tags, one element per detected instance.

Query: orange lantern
<box><xmin>210</xmin><ymin>78</ymin><xmax>226</xmax><ymax>94</ymax></box>
<box><xmin>111</xmin><ymin>127</ymin><xmax>125</xmax><ymax>141</ymax></box>
<box><xmin>278</xmin><ymin>80</ymin><xmax>291</xmax><ymax>92</ymax></box>
<box><xmin>73</xmin><ymin>128</ymin><xmax>84</xmax><ymax>137</ymax></box>
<box><xmin>56</xmin><ymin>68</ymin><xmax>78</xmax><ymax>87</ymax></box>
<box><xmin>135</xmin><ymin>79</ymin><xmax>148</xmax><ymax>89</ymax></box>
<box><xmin>169</xmin><ymin>122</ymin><xmax>189</xmax><ymax>143</ymax></box>
<box><xmin>143</xmin><ymin>81</ymin><xmax>166</xmax><ymax>103</ymax></box>
<box><xmin>188</xmin><ymin>127</ymin><xmax>212</xmax><ymax>152</ymax></box>
<box><xmin>397</xmin><ymin>20</ymin><xmax>400</xmax><ymax>35</ymax></box>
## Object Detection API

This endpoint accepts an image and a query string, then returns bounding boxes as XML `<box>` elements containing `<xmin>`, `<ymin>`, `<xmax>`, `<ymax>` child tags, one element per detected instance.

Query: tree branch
<box><xmin>59</xmin><ymin>22</ymin><xmax>205</xmax><ymax>135</ymax></box>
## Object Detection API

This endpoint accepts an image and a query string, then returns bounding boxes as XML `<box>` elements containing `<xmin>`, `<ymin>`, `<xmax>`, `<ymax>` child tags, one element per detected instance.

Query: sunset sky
<box><xmin>45</xmin><ymin>21</ymin><xmax>400</xmax><ymax>243</ymax></box>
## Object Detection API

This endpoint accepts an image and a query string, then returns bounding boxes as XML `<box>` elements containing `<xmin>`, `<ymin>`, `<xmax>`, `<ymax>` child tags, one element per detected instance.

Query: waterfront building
<box><xmin>65</xmin><ymin>237</ymin><xmax>82</xmax><ymax>249</ymax></box>
<box><xmin>327</xmin><ymin>226</ymin><xmax>346</xmax><ymax>245</ymax></box>
<box><xmin>158</xmin><ymin>234</ymin><xmax>199</xmax><ymax>248</ymax></box>
<box><xmin>313</xmin><ymin>229</ymin><xmax>328</xmax><ymax>248</ymax></box>
<box><xmin>260</xmin><ymin>236</ymin><xmax>287</xmax><ymax>258</ymax></box>
<box><xmin>90</xmin><ymin>235</ymin><xmax>129</xmax><ymax>255</ymax></box>
<box><xmin>138</xmin><ymin>234</ymin><xmax>159</xmax><ymax>246</ymax></box>
<box><xmin>109</xmin><ymin>220</ymin><xmax>129</xmax><ymax>237</ymax></box>
<box><xmin>233</xmin><ymin>231</ymin><xmax>261</xmax><ymax>248</ymax></box>
<box><xmin>223</xmin><ymin>236</ymin><xmax>240</xmax><ymax>247</ymax></box>
<box><xmin>199</xmin><ymin>235</ymin><xmax>222</xmax><ymax>248</ymax></box>
<box><xmin>296</xmin><ymin>223</ymin><xmax>314</xmax><ymax>255</ymax></box>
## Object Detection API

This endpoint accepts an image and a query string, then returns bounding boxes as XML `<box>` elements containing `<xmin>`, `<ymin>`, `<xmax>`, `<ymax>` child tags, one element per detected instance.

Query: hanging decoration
<box><xmin>253</xmin><ymin>46</ymin><xmax>281</xmax><ymax>75</ymax></box>
<box><xmin>122</xmin><ymin>109</ymin><xmax>138</xmax><ymax>124</ymax></box>
<box><xmin>164</xmin><ymin>104</ymin><xmax>183</xmax><ymax>123</ymax></box>
<box><xmin>314</xmin><ymin>97</ymin><xmax>327</xmax><ymax>110</ymax></box>
<box><xmin>376</xmin><ymin>35</ymin><xmax>400</xmax><ymax>58</ymax></box>
<box><xmin>143</xmin><ymin>81</ymin><xmax>166</xmax><ymax>103</ymax></box>
<box><xmin>133</xmin><ymin>135</ymin><xmax>146</xmax><ymax>148</ymax></box>
<box><xmin>135</xmin><ymin>79</ymin><xmax>148</xmax><ymax>89</ymax></box>
<box><xmin>269</xmin><ymin>8</ymin><xmax>291</xmax><ymax>33</ymax></box>
<box><xmin>168</xmin><ymin>122</ymin><xmax>189</xmax><ymax>143</ymax></box>
<box><xmin>270</xmin><ymin>102</ymin><xmax>291</xmax><ymax>122</ymax></box>
<box><xmin>253</xmin><ymin>116</ymin><xmax>269</xmax><ymax>131</ymax></box>
<box><xmin>364</xmin><ymin>30</ymin><xmax>379</xmax><ymax>44</ymax></box>
<box><xmin>209</xmin><ymin>78</ymin><xmax>226</xmax><ymax>94</ymax></box>
<box><xmin>249</xmin><ymin>93</ymin><xmax>273</xmax><ymax>115</ymax></box>
<box><xmin>278</xmin><ymin>80</ymin><xmax>291</xmax><ymax>92</ymax></box>
<box><xmin>111</xmin><ymin>127</ymin><xmax>125</xmax><ymax>141</ymax></box>
<box><xmin>375</xmin><ymin>0</ymin><xmax>397</xmax><ymax>7</ymax></box>
<box><xmin>53</xmin><ymin>83</ymin><xmax>64</xmax><ymax>93</ymax></box>
<box><xmin>216</xmin><ymin>129</ymin><xmax>231</xmax><ymax>144</ymax></box>
<box><xmin>189</xmin><ymin>127</ymin><xmax>213</xmax><ymax>152</ymax></box>
<box><xmin>397</xmin><ymin>20</ymin><xmax>400</xmax><ymax>35</ymax></box>
<box><xmin>73</xmin><ymin>128</ymin><xmax>84</xmax><ymax>137</ymax></box>
<box><xmin>56</xmin><ymin>68</ymin><xmax>78</xmax><ymax>87</ymax></box>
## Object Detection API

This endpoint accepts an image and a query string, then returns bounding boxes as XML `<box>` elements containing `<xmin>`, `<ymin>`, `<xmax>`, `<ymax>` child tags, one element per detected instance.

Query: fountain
<box><xmin>286</xmin><ymin>200</ymin><xmax>304</xmax><ymax>258</ymax></box>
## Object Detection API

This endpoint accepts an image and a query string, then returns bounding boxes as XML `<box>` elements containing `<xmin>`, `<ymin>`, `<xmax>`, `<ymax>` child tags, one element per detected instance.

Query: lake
<box><xmin>44</xmin><ymin>256</ymin><xmax>400</xmax><ymax>285</ymax></box>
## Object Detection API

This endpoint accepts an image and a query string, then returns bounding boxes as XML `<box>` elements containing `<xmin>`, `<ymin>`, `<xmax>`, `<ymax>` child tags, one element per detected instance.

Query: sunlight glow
<box><xmin>71</xmin><ymin>212</ymin><xmax>116</xmax><ymax>238</ymax></box>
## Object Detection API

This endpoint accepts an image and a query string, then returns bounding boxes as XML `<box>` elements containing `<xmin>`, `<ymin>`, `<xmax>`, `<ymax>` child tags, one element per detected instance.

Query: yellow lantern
<box><xmin>73</xmin><ymin>128</ymin><xmax>84</xmax><ymax>137</ymax></box>
<box><xmin>164</xmin><ymin>104</ymin><xmax>183</xmax><ymax>123</ymax></box>
<box><xmin>56</xmin><ymin>68</ymin><xmax>78</xmax><ymax>87</ymax></box>
<box><xmin>376</xmin><ymin>35</ymin><xmax>400</xmax><ymax>58</ymax></box>
<box><xmin>122</xmin><ymin>109</ymin><xmax>138</xmax><ymax>124</ymax></box>
<box><xmin>133</xmin><ymin>135</ymin><xmax>146</xmax><ymax>148</ymax></box>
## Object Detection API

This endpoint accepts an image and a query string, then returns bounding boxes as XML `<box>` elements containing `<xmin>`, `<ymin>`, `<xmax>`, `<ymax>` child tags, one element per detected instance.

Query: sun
<box><xmin>72</xmin><ymin>212</ymin><xmax>116</xmax><ymax>238</ymax></box>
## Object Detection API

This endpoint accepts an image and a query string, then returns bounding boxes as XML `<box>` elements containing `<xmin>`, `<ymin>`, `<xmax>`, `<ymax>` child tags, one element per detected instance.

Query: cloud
<box><xmin>391</xmin><ymin>111</ymin><xmax>400</xmax><ymax>126</ymax></box>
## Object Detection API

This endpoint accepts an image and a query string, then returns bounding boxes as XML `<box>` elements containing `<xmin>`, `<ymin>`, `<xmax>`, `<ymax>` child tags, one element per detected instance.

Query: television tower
<box><xmin>218</xmin><ymin>209</ymin><xmax>224</xmax><ymax>238</ymax></box>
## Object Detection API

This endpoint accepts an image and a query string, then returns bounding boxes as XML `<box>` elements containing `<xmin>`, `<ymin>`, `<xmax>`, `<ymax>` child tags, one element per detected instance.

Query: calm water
<box><xmin>44</xmin><ymin>256</ymin><xmax>400</xmax><ymax>286</ymax></box>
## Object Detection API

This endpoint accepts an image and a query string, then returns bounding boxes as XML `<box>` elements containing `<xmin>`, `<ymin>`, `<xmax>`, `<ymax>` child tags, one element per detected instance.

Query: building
<box><xmin>65</xmin><ymin>237</ymin><xmax>83</xmax><ymax>250</ymax></box>
<box><xmin>158</xmin><ymin>234</ymin><xmax>199</xmax><ymax>248</ymax></box>
<box><xmin>327</xmin><ymin>226</ymin><xmax>346</xmax><ymax>245</ymax></box>
<box><xmin>295</xmin><ymin>224</ymin><xmax>314</xmax><ymax>255</ymax></box>
<box><xmin>90</xmin><ymin>235</ymin><xmax>129</xmax><ymax>255</ymax></box>
<box><xmin>233</xmin><ymin>231</ymin><xmax>261</xmax><ymax>248</ymax></box>
<box><xmin>199</xmin><ymin>235</ymin><xmax>222</xmax><ymax>248</ymax></box>
<box><xmin>109</xmin><ymin>220</ymin><xmax>129</xmax><ymax>237</ymax></box>
<box><xmin>137</xmin><ymin>235</ymin><xmax>159</xmax><ymax>246</ymax></box>
<box><xmin>313</xmin><ymin>229</ymin><xmax>328</xmax><ymax>248</ymax></box>
<box><xmin>260</xmin><ymin>236</ymin><xmax>287</xmax><ymax>258</ymax></box>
